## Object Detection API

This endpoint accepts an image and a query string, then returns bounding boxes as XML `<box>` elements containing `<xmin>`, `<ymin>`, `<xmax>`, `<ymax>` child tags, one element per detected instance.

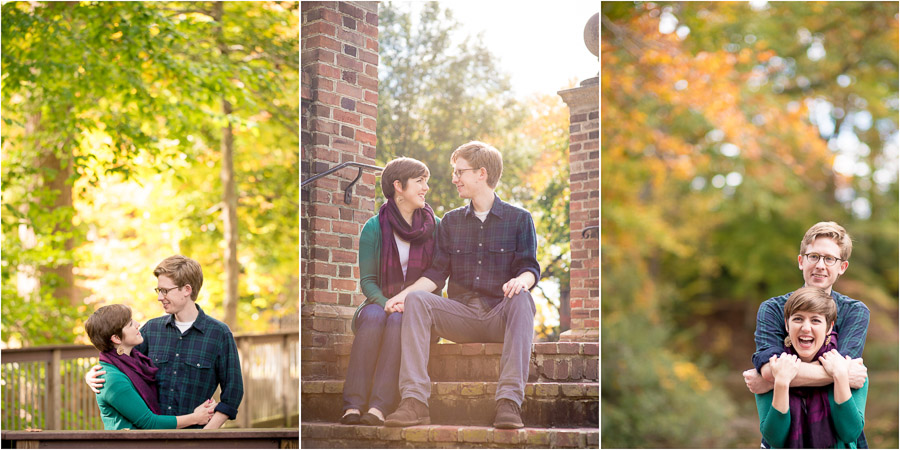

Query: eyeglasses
<box><xmin>802</xmin><ymin>253</ymin><xmax>843</xmax><ymax>266</ymax></box>
<box><xmin>452</xmin><ymin>168</ymin><xmax>480</xmax><ymax>178</ymax></box>
<box><xmin>154</xmin><ymin>285</ymin><xmax>184</xmax><ymax>296</ymax></box>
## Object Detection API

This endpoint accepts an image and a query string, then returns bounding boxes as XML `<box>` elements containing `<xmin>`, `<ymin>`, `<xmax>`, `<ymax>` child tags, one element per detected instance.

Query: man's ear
<box><xmin>184</xmin><ymin>284</ymin><xmax>193</xmax><ymax>298</ymax></box>
<box><xmin>797</xmin><ymin>254</ymin><xmax>804</xmax><ymax>270</ymax></box>
<box><xmin>838</xmin><ymin>260</ymin><xmax>849</xmax><ymax>275</ymax></box>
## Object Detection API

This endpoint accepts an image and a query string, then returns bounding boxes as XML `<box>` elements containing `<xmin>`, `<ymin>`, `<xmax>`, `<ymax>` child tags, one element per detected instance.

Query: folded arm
<box><xmin>205</xmin><ymin>331</ymin><xmax>244</xmax><ymax>429</ymax></box>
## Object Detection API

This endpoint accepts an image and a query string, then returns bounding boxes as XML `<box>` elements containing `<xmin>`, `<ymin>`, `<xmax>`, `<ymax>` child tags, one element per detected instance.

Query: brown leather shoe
<box><xmin>384</xmin><ymin>398</ymin><xmax>430</xmax><ymax>427</ymax></box>
<box><xmin>493</xmin><ymin>398</ymin><xmax>524</xmax><ymax>429</ymax></box>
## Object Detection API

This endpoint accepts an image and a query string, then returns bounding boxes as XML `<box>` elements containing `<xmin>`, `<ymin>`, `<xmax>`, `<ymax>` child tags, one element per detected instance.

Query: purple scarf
<box><xmin>99</xmin><ymin>348</ymin><xmax>162</xmax><ymax>415</ymax></box>
<box><xmin>784</xmin><ymin>331</ymin><xmax>839</xmax><ymax>448</ymax></box>
<box><xmin>378</xmin><ymin>198</ymin><xmax>436</xmax><ymax>298</ymax></box>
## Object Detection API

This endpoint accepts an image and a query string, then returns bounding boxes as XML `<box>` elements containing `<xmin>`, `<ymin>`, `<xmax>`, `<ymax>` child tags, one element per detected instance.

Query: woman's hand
<box><xmin>769</xmin><ymin>353</ymin><xmax>800</xmax><ymax>385</ymax></box>
<box><xmin>192</xmin><ymin>399</ymin><xmax>216</xmax><ymax>425</ymax></box>
<box><xmin>384</xmin><ymin>295</ymin><xmax>404</xmax><ymax>313</ymax></box>
<box><xmin>770</xmin><ymin>353</ymin><xmax>799</xmax><ymax>414</ymax></box>
<box><xmin>819</xmin><ymin>349</ymin><xmax>851</xmax><ymax>379</ymax></box>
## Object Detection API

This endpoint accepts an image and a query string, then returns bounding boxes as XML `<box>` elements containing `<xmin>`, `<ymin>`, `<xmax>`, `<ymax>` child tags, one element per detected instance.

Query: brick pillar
<box><xmin>558</xmin><ymin>13</ymin><xmax>599</xmax><ymax>343</ymax></box>
<box><xmin>301</xmin><ymin>1</ymin><xmax>379</xmax><ymax>379</ymax></box>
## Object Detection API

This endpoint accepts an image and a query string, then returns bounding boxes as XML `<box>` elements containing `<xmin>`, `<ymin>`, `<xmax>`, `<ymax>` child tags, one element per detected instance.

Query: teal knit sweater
<box><xmin>95</xmin><ymin>362</ymin><xmax>177</xmax><ymax>430</ymax></box>
<box><xmin>352</xmin><ymin>213</ymin><xmax>441</xmax><ymax>332</ymax></box>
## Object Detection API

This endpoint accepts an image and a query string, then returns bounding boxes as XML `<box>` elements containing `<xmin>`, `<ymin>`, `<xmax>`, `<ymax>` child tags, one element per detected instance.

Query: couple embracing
<box><xmin>342</xmin><ymin>141</ymin><xmax>540</xmax><ymax>429</ymax></box>
<box><xmin>82</xmin><ymin>255</ymin><xmax>243</xmax><ymax>430</ymax></box>
<box><xmin>746</xmin><ymin>222</ymin><xmax>870</xmax><ymax>448</ymax></box>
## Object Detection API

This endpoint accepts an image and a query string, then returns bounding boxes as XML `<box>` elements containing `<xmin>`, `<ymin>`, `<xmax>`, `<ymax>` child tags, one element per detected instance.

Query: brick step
<box><xmin>331</xmin><ymin>342</ymin><xmax>599</xmax><ymax>383</ymax></box>
<box><xmin>301</xmin><ymin>380</ymin><xmax>598</xmax><ymax>428</ymax></box>
<box><xmin>301</xmin><ymin>422</ymin><xmax>599</xmax><ymax>449</ymax></box>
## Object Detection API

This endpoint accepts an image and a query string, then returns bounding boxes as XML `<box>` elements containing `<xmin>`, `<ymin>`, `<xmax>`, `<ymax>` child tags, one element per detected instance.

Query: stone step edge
<box><xmin>328</xmin><ymin>341</ymin><xmax>600</xmax><ymax>357</ymax></box>
<box><xmin>301</xmin><ymin>422</ymin><xmax>600</xmax><ymax>448</ymax></box>
<box><xmin>302</xmin><ymin>380</ymin><xmax>599</xmax><ymax>398</ymax></box>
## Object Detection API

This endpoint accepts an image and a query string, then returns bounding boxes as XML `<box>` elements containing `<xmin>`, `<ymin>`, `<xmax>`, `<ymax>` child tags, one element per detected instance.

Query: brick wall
<box><xmin>559</xmin><ymin>78</ymin><xmax>599</xmax><ymax>340</ymax></box>
<box><xmin>301</xmin><ymin>1</ymin><xmax>379</xmax><ymax>379</ymax></box>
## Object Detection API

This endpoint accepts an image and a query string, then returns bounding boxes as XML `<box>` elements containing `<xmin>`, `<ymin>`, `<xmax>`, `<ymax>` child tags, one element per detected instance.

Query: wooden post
<box><xmin>238</xmin><ymin>338</ymin><xmax>251</xmax><ymax>428</ymax></box>
<box><xmin>48</xmin><ymin>350</ymin><xmax>61</xmax><ymax>430</ymax></box>
<box><xmin>282</xmin><ymin>335</ymin><xmax>290</xmax><ymax>427</ymax></box>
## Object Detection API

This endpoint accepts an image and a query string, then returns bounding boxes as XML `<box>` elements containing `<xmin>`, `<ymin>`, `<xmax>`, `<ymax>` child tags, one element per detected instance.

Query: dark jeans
<box><xmin>342</xmin><ymin>303</ymin><xmax>402</xmax><ymax>415</ymax></box>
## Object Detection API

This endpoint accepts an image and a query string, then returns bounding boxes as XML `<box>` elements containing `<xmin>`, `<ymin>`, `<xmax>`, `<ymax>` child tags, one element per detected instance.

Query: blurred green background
<box><xmin>601</xmin><ymin>2</ymin><xmax>898</xmax><ymax>447</ymax></box>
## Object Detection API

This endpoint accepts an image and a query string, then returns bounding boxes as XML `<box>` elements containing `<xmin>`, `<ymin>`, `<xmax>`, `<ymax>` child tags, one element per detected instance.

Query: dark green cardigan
<box><xmin>352</xmin><ymin>214</ymin><xmax>441</xmax><ymax>332</ymax></box>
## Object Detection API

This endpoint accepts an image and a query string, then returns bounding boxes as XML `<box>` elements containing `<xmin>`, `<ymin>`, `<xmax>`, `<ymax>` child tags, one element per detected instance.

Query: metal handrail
<box><xmin>301</xmin><ymin>162</ymin><xmax>384</xmax><ymax>204</ymax></box>
<box><xmin>582</xmin><ymin>225</ymin><xmax>599</xmax><ymax>239</ymax></box>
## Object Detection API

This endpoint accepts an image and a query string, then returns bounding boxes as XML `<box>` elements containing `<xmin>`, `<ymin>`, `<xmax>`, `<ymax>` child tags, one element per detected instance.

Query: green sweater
<box><xmin>755</xmin><ymin>378</ymin><xmax>868</xmax><ymax>448</ymax></box>
<box><xmin>95</xmin><ymin>362</ymin><xmax>177</xmax><ymax>430</ymax></box>
<box><xmin>353</xmin><ymin>214</ymin><xmax>441</xmax><ymax>332</ymax></box>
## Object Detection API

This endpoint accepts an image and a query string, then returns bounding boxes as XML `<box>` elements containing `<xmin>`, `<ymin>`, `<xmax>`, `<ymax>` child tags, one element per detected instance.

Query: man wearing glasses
<box><xmin>84</xmin><ymin>255</ymin><xmax>243</xmax><ymax>429</ymax></box>
<box><xmin>382</xmin><ymin>141</ymin><xmax>540</xmax><ymax>429</ymax></box>
<box><xmin>743</xmin><ymin>222</ymin><xmax>869</xmax><ymax>448</ymax></box>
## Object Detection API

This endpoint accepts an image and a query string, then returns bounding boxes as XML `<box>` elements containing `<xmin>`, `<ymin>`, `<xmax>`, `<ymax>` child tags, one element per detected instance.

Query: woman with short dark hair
<box><xmin>755</xmin><ymin>287</ymin><xmax>867</xmax><ymax>448</ymax></box>
<box><xmin>341</xmin><ymin>157</ymin><xmax>442</xmax><ymax>426</ymax></box>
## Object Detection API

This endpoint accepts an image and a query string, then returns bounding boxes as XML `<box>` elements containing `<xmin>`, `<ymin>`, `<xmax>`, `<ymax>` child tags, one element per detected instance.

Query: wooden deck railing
<box><xmin>0</xmin><ymin>330</ymin><xmax>298</xmax><ymax>430</ymax></box>
<box><xmin>1</xmin><ymin>428</ymin><xmax>299</xmax><ymax>449</ymax></box>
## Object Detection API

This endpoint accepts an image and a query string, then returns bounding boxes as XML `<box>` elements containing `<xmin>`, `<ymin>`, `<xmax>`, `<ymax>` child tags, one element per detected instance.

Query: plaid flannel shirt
<box><xmin>422</xmin><ymin>194</ymin><xmax>541</xmax><ymax>309</ymax></box>
<box><xmin>135</xmin><ymin>305</ymin><xmax>243</xmax><ymax>424</ymax></box>
<box><xmin>752</xmin><ymin>289</ymin><xmax>870</xmax><ymax>449</ymax></box>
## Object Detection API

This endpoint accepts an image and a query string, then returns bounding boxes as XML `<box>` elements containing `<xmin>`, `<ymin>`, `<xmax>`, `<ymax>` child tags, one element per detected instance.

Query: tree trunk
<box><xmin>214</xmin><ymin>1</ymin><xmax>239</xmax><ymax>330</ymax></box>
<box><xmin>29</xmin><ymin>111</ymin><xmax>77</xmax><ymax>308</ymax></box>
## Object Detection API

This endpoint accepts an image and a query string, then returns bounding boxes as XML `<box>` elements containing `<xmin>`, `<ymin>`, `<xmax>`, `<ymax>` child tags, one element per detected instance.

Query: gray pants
<box><xmin>399</xmin><ymin>290</ymin><xmax>536</xmax><ymax>406</ymax></box>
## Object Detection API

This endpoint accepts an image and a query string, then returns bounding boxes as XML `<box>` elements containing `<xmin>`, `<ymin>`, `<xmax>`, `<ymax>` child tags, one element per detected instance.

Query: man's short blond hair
<box><xmin>450</xmin><ymin>141</ymin><xmax>503</xmax><ymax>188</ymax></box>
<box><xmin>800</xmin><ymin>221</ymin><xmax>852</xmax><ymax>261</ymax></box>
<box><xmin>153</xmin><ymin>255</ymin><xmax>204</xmax><ymax>301</ymax></box>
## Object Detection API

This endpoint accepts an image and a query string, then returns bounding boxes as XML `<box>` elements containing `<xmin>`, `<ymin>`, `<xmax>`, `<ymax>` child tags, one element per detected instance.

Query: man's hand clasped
<box><xmin>846</xmin><ymin>357</ymin><xmax>868</xmax><ymax>389</ymax></box>
<box><xmin>743</xmin><ymin>368</ymin><xmax>774</xmax><ymax>395</ymax></box>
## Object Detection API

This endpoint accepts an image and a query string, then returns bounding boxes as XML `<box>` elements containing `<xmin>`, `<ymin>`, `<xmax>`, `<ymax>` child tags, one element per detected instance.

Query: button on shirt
<box><xmin>135</xmin><ymin>305</ymin><xmax>243</xmax><ymax>424</ymax></box>
<box><xmin>422</xmin><ymin>194</ymin><xmax>541</xmax><ymax>309</ymax></box>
